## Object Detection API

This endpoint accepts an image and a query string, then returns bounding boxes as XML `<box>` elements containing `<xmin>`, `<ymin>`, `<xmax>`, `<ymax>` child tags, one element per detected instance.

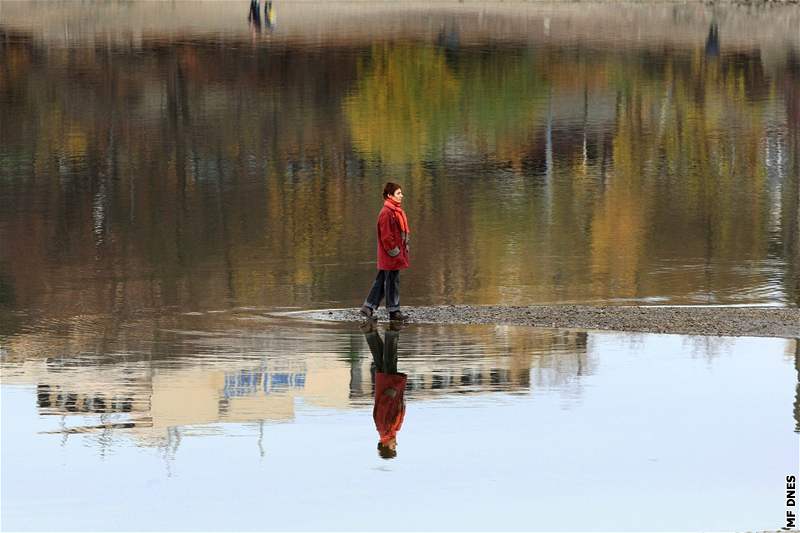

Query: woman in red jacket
<box><xmin>360</xmin><ymin>182</ymin><xmax>410</xmax><ymax>321</ymax></box>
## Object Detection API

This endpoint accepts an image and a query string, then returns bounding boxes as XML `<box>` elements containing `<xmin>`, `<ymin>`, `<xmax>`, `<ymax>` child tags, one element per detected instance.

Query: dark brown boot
<box><xmin>389</xmin><ymin>310</ymin><xmax>408</xmax><ymax>322</ymax></box>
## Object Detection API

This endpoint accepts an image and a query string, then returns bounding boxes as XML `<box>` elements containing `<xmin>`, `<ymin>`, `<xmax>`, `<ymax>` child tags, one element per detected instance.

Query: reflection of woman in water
<box><xmin>361</xmin><ymin>321</ymin><xmax>407</xmax><ymax>459</ymax></box>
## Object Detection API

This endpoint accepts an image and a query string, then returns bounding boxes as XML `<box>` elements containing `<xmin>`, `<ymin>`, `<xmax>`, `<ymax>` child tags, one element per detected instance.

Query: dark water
<box><xmin>1</xmin><ymin>2</ymin><xmax>799</xmax><ymax>530</ymax></box>
<box><xmin>1</xmin><ymin>1</ymin><xmax>799</xmax><ymax>333</ymax></box>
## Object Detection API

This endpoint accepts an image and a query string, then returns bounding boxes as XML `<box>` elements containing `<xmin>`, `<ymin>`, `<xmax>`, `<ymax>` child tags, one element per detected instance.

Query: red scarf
<box><xmin>384</xmin><ymin>198</ymin><xmax>410</xmax><ymax>235</ymax></box>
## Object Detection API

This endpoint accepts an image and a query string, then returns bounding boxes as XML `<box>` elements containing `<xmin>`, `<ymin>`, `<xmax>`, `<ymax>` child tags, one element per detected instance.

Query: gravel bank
<box><xmin>289</xmin><ymin>305</ymin><xmax>800</xmax><ymax>338</ymax></box>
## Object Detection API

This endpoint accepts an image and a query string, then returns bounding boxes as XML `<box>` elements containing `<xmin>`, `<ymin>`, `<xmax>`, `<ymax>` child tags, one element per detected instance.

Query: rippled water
<box><xmin>1</xmin><ymin>1</ymin><xmax>799</xmax><ymax>325</ymax></box>
<box><xmin>1</xmin><ymin>2</ymin><xmax>799</xmax><ymax>530</ymax></box>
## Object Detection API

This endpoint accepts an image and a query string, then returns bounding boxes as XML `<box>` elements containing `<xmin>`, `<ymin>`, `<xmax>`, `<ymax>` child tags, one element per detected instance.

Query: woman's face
<box><xmin>390</xmin><ymin>189</ymin><xmax>403</xmax><ymax>203</ymax></box>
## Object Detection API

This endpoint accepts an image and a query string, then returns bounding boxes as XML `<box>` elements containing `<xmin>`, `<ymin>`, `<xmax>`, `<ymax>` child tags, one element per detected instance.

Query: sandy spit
<box><xmin>288</xmin><ymin>305</ymin><xmax>800</xmax><ymax>338</ymax></box>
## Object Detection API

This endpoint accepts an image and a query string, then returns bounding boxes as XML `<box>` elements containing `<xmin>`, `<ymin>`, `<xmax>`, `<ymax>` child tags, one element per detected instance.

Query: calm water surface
<box><xmin>1</xmin><ymin>2</ymin><xmax>799</xmax><ymax>530</ymax></box>
<box><xmin>2</xmin><ymin>315</ymin><xmax>799</xmax><ymax>531</ymax></box>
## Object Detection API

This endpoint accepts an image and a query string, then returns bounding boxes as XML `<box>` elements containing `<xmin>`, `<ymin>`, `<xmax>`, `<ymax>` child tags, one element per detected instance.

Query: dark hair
<box><xmin>383</xmin><ymin>182</ymin><xmax>402</xmax><ymax>199</ymax></box>
<box><xmin>377</xmin><ymin>441</ymin><xmax>397</xmax><ymax>459</ymax></box>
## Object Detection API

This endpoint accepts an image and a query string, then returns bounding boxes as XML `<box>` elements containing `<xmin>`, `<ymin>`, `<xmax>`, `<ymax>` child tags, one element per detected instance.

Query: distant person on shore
<box><xmin>361</xmin><ymin>320</ymin><xmax>407</xmax><ymax>459</ymax></box>
<box><xmin>248</xmin><ymin>0</ymin><xmax>262</xmax><ymax>32</ymax></box>
<box><xmin>705</xmin><ymin>22</ymin><xmax>719</xmax><ymax>58</ymax></box>
<box><xmin>360</xmin><ymin>182</ymin><xmax>410</xmax><ymax>322</ymax></box>
<box><xmin>264</xmin><ymin>0</ymin><xmax>276</xmax><ymax>31</ymax></box>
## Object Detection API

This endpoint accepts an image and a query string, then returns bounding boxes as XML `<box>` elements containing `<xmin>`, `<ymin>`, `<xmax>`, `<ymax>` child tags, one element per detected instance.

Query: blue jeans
<box><xmin>363</xmin><ymin>328</ymin><xmax>399</xmax><ymax>375</ymax></box>
<box><xmin>364</xmin><ymin>270</ymin><xmax>400</xmax><ymax>312</ymax></box>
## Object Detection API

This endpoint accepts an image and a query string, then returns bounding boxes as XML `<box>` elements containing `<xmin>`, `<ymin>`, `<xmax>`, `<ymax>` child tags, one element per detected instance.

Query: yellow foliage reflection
<box><xmin>344</xmin><ymin>44</ymin><xmax>547</xmax><ymax>167</ymax></box>
<box><xmin>344</xmin><ymin>44</ymin><xmax>460</xmax><ymax>166</ymax></box>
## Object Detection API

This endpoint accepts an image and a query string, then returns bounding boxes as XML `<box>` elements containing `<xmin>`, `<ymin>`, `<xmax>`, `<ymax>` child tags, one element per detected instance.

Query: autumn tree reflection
<box><xmin>1</xmin><ymin>31</ymin><xmax>798</xmax><ymax>337</ymax></box>
<box><xmin>344</xmin><ymin>43</ymin><xmax>461</xmax><ymax>167</ymax></box>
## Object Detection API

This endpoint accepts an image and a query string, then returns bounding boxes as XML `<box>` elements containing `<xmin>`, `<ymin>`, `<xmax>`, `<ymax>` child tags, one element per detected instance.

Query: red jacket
<box><xmin>373</xmin><ymin>372</ymin><xmax>407</xmax><ymax>443</ymax></box>
<box><xmin>377</xmin><ymin>205</ymin><xmax>410</xmax><ymax>271</ymax></box>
